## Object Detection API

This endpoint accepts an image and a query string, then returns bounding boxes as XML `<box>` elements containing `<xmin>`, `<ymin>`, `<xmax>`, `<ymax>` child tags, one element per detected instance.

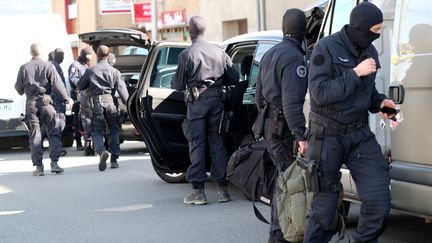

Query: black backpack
<box><xmin>227</xmin><ymin>139</ymin><xmax>276</xmax><ymax>205</ymax></box>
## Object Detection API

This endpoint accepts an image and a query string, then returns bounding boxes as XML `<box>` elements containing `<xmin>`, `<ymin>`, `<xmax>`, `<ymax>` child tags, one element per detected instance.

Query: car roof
<box><xmin>221</xmin><ymin>30</ymin><xmax>283</xmax><ymax>47</ymax></box>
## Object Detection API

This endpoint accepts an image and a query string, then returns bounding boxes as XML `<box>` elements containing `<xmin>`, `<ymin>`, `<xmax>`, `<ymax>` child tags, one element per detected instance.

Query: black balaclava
<box><xmin>53</xmin><ymin>48</ymin><xmax>64</xmax><ymax>64</ymax></box>
<box><xmin>189</xmin><ymin>16</ymin><xmax>206</xmax><ymax>40</ymax></box>
<box><xmin>346</xmin><ymin>2</ymin><xmax>383</xmax><ymax>50</ymax></box>
<box><xmin>78</xmin><ymin>47</ymin><xmax>93</xmax><ymax>63</ymax></box>
<box><xmin>282</xmin><ymin>8</ymin><xmax>307</xmax><ymax>43</ymax></box>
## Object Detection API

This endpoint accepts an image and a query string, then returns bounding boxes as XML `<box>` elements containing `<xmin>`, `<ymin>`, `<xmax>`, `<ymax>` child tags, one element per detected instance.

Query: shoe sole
<box><xmin>99</xmin><ymin>152</ymin><xmax>109</xmax><ymax>171</ymax></box>
<box><xmin>183</xmin><ymin>199</ymin><xmax>207</xmax><ymax>205</ymax></box>
<box><xmin>51</xmin><ymin>169</ymin><xmax>64</xmax><ymax>174</ymax></box>
<box><xmin>218</xmin><ymin>198</ymin><xmax>231</xmax><ymax>203</ymax></box>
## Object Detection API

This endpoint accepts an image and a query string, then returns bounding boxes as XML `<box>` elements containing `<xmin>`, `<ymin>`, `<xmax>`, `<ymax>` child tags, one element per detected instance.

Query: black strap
<box><xmin>252</xmin><ymin>178</ymin><xmax>271</xmax><ymax>225</ymax></box>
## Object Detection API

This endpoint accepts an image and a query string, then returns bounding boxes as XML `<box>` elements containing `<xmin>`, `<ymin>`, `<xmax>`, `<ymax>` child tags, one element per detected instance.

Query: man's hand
<box><xmin>65</xmin><ymin>98</ymin><xmax>74</xmax><ymax>110</ymax></box>
<box><xmin>353</xmin><ymin>58</ymin><xmax>377</xmax><ymax>77</ymax></box>
<box><xmin>298</xmin><ymin>140</ymin><xmax>308</xmax><ymax>156</ymax></box>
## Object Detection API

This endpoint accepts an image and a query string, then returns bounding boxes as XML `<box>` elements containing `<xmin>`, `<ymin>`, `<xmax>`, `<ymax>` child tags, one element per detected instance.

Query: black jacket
<box><xmin>308</xmin><ymin>25</ymin><xmax>386</xmax><ymax>125</ymax></box>
<box><xmin>255</xmin><ymin>37</ymin><xmax>308</xmax><ymax>141</ymax></box>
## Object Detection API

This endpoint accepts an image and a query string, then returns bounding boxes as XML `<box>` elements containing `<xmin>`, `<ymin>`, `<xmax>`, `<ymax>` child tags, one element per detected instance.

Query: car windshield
<box><xmin>122</xmin><ymin>46</ymin><xmax>149</xmax><ymax>55</ymax></box>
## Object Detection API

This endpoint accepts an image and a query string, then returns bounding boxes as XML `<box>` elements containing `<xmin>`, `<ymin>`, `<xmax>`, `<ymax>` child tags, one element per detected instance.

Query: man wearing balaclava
<box><xmin>68</xmin><ymin>47</ymin><xmax>93</xmax><ymax>153</ymax></box>
<box><xmin>254</xmin><ymin>8</ymin><xmax>308</xmax><ymax>243</ymax></box>
<box><xmin>50</xmin><ymin>48</ymin><xmax>68</xmax><ymax>156</ymax></box>
<box><xmin>77</xmin><ymin>45</ymin><xmax>129</xmax><ymax>171</ymax></box>
<box><xmin>305</xmin><ymin>3</ymin><xmax>396</xmax><ymax>242</ymax></box>
<box><xmin>171</xmin><ymin>16</ymin><xmax>239</xmax><ymax>205</ymax></box>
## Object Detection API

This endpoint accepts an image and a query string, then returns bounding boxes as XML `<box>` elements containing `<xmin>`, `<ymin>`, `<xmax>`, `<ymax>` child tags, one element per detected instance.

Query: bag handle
<box><xmin>252</xmin><ymin>178</ymin><xmax>271</xmax><ymax>225</ymax></box>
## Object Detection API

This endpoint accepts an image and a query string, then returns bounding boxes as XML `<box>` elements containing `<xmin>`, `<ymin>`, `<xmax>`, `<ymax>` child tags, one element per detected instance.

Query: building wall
<box><xmin>198</xmin><ymin>0</ymin><xmax>317</xmax><ymax>41</ymax></box>
<box><xmin>52</xmin><ymin>0</ymin><xmax>318</xmax><ymax>44</ymax></box>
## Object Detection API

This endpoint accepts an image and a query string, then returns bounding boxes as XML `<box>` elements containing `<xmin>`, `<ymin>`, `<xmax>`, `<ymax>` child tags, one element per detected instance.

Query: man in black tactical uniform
<box><xmin>77</xmin><ymin>45</ymin><xmax>129</xmax><ymax>171</ymax></box>
<box><xmin>50</xmin><ymin>48</ymin><xmax>68</xmax><ymax>156</ymax></box>
<box><xmin>171</xmin><ymin>16</ymin><xmax>239</xmax><ymax>205</ymax></box>
<box><xmin>15</xmin><ymin>43</ymin><xmax>71</xmax><ymax>176</ymax></box>
<box><xmin>255</xmin><ymin>9</ymin><xmax>309</xmax><ymax>243</ymax></box>
<box><xmin>69</xmin><ymin>47</ymin><xmax>93</xmax><ymax>153</ymax></box>
<box><xmin>304</xmin><ymin>3</ymin><xmax>396</xmax><ymax>242</ymax></box>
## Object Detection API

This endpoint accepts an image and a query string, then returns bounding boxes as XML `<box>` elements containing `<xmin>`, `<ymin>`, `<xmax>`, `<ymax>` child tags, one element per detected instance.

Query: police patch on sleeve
<box><xmin>70</xmin><ymin>67</ymin><xmax>76</xmax><ymax>73</ymax></box>
<box><xmin>296</xmin><ymin>65</ymin><xmax>307</xmax><ymax>78</ymax></box>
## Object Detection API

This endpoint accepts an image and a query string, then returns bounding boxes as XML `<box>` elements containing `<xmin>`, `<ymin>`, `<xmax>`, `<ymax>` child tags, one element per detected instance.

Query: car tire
<box><xmin>155</xmin><ymin>170</ymin><xmax>187</xmax><ymax>183</ymax></box>
<box><xmin>61</xmin><ymin>132</ymin><xmax>74</xmax><ymax>147</ymax></box>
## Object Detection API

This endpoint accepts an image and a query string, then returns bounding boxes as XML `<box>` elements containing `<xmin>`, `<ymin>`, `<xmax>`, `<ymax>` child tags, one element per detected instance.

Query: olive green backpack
<box><xmin>276</xmin><ymin>159</ymin><xmax>314</xmax><ymax>242</ymax></box>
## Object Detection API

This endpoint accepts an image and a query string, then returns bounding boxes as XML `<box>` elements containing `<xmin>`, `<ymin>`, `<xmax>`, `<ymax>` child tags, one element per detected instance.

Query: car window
<box><xmin>398</xmin><ymin>0</ymin><xmax>432</xmax><ymax>56</ymax></box>
<box><xmin>249</xmin><ymin>42</ymin><xmax>276</xmax><ymax>87</ymax></box>
<box><xmin>228</xmin><ymin>45</ymin><xmax>257</xmax><ymax>82</ymax></box>
<box><xmin>110</xmin><ymin>45</ymin><xmax>149</xmax><ymax>56</ymax></box>
<box><xmin>150</xmin><ymin>47</ymin><xmax>185</xmax><ymax>88</ymax></box>
<box><xmin>122</xmin><ymin>46</ymin><xmax>149</xmax><ymax>55</ymax></box>
<box><xmin>323</xmin><ymin>0</ymin><xmax>355</xmax><ymax>36</ymax></box>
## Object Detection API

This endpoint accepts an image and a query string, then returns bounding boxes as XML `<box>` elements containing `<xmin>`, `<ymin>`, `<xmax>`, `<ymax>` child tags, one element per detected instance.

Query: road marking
<box><xmin>0</xmin><ymin>210</ymin><xmax>24</xmax><ymax>216</ymax></box>
<box><xmin>0</xmin><ymin>185</ymin><xmax>12</xmax><ymax>195</ymax></box>
<box><xmin>96</xmin><ymin>204</ymin><xmax>153</xmax><ymax>212</ymax></box>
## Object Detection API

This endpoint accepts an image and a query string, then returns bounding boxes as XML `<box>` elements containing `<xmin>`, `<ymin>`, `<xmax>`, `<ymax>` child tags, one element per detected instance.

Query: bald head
<box><xmin>189</xmin><ymin>16</ymin><xmax>206</xmax><ymax>40</ymax></box>
<box><xmin>30</xmin><ymin>43</ymin><xmax>42</xmax><ymax>57</ymax></box>
<box><xmin>97</xmin><ymin>45</ymin><xmax>110</xmax><ymax>61</ymax></box>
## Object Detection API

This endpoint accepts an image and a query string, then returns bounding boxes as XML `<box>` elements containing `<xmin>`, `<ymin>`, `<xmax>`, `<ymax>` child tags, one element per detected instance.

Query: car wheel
<box><xmin>61</xmin><ymin>131</ymin><xmax>74</xmax><ymax>147</ymax></box>
<box><xmin>155</xmin><ymin>170</ymin><xmax>187</xmax><ymax>183</ymax></box>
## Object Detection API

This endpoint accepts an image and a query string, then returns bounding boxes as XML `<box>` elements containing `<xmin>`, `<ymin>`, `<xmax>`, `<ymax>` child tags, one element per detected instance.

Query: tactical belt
<box><xmin>92</xmin><ymin>94</ymin><xmax>113</xmax><ymax>103</ymax></box>
<box><xmin>309</xmin><ymin>111</ymin><xmax>367</xmax><ymax>137</ymax></box>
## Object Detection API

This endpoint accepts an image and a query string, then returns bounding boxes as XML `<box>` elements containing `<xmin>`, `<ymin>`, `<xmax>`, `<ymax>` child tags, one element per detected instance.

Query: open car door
<box><xmin>128</xmin><ymin>42</ymin><xmax>190</xmax><ymax>182</ymax></box>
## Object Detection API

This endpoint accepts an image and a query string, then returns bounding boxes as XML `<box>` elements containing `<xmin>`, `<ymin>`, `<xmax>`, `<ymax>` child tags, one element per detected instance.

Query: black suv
<box><xmin>79</xmin><ymin>29</ymin><xmax>150</xmax><ymax>143</ymax></box>
<box><xmin>127</xmin><ymin>6</ymin><xmax>324</xmax><ymax>183</ymax></box>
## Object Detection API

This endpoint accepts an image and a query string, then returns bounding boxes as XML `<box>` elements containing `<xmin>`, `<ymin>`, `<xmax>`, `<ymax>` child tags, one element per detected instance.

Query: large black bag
<box><xmin>227</xmin><ymin>139</ymin><xmax>276</xmax><ymax>205</ymax></box>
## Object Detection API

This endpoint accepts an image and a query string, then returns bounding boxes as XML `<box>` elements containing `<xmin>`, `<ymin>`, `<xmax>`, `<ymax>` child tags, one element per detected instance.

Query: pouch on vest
<box><xmin>252</xmin><ymin>103</ymin><xmax>268</xmax><ymax>140</ymax></box>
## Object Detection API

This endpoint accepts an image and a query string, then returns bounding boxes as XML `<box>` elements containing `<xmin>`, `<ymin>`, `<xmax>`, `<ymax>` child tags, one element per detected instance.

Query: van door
<box><xmin>389</xmin><ymin>0</ymin><xmax>432</xmax><ymax>217</ymax></box>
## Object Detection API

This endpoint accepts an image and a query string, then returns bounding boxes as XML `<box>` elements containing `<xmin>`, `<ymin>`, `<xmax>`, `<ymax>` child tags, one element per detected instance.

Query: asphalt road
<box><xmin>0</xmin><ymin>142</ymin><xmax>431</xmax><ymax>243</ymax></box>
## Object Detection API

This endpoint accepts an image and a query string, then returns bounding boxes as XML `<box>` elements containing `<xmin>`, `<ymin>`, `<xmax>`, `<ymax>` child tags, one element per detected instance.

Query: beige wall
<box><xmin>52</xmin><ymin>0</ymin><xmax>318</xmax><ymax>43</ymax></box>
<box><xmin>264</xmin><ymin>0</ymin><xmax>316</xmax><ymax>31</ymax></box>
<box><xmin>198</xmin><ymin>0</ymin><xmax>259</xmax><ymax>42</ymax></box>
<box><xmin>197</xmin><ymin>0</ymin><xmax>317</xmax><ymax>42</ymax></box>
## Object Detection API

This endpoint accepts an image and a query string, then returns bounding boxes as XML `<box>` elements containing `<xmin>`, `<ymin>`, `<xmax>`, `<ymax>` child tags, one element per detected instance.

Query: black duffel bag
<box><xmin>227</xmin><ymin>139</ymin><xmax>276</xmax><ymax>205</ymax></box>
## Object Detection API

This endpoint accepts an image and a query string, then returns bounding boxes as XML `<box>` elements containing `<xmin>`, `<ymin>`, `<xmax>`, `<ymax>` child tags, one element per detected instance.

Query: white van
<box><xmin>321</xmin><ymin>0</ymin><xmax>432</xmax><ymax>221</ymax></box>
<box><xmin>0</xmin><ymin>14</ymin><xmax>73</xmax><ymax>149</ymax></box>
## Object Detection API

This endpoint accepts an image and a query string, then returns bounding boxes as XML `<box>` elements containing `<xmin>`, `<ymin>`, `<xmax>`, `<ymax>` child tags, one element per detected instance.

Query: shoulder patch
<box><xmin>70</xmin><ymin>67</ymin><xmax>76</xmax><ymax>73</ymax></box>
<box><xmin>312</xmin><ymin>54</ymin><xmax>325</xmax><ymax>66</ymax></box>
<box><xmin>296</xmin><ymin>65</ymin><xmax>307</xmax><ymax>78</ymax></box>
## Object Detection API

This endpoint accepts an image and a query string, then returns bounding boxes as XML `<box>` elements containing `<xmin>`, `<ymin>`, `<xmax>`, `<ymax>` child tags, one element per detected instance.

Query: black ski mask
<box><xmin>282</xmin><ymin>8</ymin><xmax>307</xmax><ymax>44</ymax></box>
<box><xmin>346</xmin><ymin>2</ymin><xmax>383</xmax><ymax>50</ymax></box>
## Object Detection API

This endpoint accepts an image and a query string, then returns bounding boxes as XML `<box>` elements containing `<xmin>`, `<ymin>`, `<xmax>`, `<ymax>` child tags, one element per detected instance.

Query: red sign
<box><xmin>162</xmin><ymin>9</ymin><xmax>186</xmax><ymax>27</ymax></box>
<box><xmin>132</xmin><ymin>3</ymin><xmax>151</xmax><ymax>23</ymax></box>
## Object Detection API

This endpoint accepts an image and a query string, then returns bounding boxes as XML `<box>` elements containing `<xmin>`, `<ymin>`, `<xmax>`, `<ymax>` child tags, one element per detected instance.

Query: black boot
<box><xmin>76</xmin><ymin>139</ymin><xmax>84</xmax><ymax>151</ymax></box>
<box><xmin>84</xmin><ymin>140</ymin><xmax>95</xmax><ymax>156</ymax></box>
<box><xmin>50</xmin><ymin>161</ymin><xmax>64</xmax><ymax>173</ymax></box>
<box><xmin>267</xmin><ymin>230</ymin><xmax>291</xmax><ymax>243</ymax></box>
<box><xmin>217</xmin><ymin>183</ymin><xmax>232</xmax><ymax>202</ymax></box>
<box><xmin>110</xmin><ymin>156</ymin><xmax>119</xmax><ymax>169</ymax></box>
<box><xmin>99</xmin><ymin>151</ymin><xmax>110</xmax><ymax>171</ymax></box>
<box><xmin>32</xmin><ymin>165</ymin><xmax>44</xmax><ymax>176</ymax></box>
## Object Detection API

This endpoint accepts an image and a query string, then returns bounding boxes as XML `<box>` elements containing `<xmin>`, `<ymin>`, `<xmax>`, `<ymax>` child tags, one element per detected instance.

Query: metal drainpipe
<box><xmin>257</xmin><ymin>0</ymin><xmax>266</xmax><ymax>31</ymax></box>
<box><xmin>151</xmin><ymin>0</ymin><xmax>158</xmax><ymax>41</ymax></box>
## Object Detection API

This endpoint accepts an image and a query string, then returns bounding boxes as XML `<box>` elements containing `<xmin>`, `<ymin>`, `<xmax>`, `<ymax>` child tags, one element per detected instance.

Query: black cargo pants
<box><xmin>182</xmin><ymin>88</ymin><xmax>228</xmax><ymax>189</ymax></box>
<box><xmin>304</xmin><ymin>125</ymin><xmax>391</xmax><ymax>243</ymax></box>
